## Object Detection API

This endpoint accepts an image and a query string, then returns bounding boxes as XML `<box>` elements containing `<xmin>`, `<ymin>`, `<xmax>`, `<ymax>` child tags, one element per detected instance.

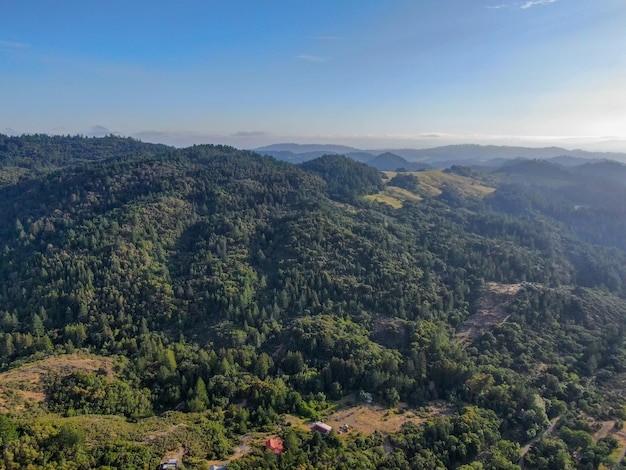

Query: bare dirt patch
<box><xmin>594</xmin><ymin>421</ymin><xmax>615</xmax><ymax>442</ymax></box>
<box><xmin>456</xmin><ymin>282</ymin><xmax>523</xmax><ymax>345</ymax></box>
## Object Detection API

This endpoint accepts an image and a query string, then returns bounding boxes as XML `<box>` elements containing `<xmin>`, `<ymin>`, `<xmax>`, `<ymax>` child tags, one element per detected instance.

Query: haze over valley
<box><xmin>2</xmin><ymin>1</ymin><xmax>626</xmax><ymax>469</ymax></box>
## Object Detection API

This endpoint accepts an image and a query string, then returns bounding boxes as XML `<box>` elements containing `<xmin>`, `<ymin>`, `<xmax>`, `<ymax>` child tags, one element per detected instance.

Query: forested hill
<box><xmin>0</xmin><ymin>133</ymin><xmax>172</xmax><ymax>186</ymax></box>
<box><xmin>1</xmin><ymin>136</ymin><xmax>626</xmax><ymax>469</ymax></box>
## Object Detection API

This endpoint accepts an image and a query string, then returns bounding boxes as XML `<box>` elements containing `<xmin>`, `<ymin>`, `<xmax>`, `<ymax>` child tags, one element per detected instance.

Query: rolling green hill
<box><xmin>1</xmin><ymin>135</ymin><xmax>626</xmax><ymax>468</ymax></box>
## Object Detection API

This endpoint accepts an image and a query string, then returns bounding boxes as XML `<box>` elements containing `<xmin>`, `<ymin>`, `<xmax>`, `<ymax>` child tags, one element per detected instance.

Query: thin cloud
<box><xmin>486</xmin><ymin>0</ymin><xmax>559</xmax><ymax>9</ymax></box>
<box><xmin>521</xmin><ymin>0</ymin><xmax>558</xmax><ymax>8</ymax></box>
<box><xmin>126</xmin><ymin>130</ymin><xmax>626</xmax><ymax>153</ymax></box>
<box><xmin>0</xmin><ymin>40</ymin><xmax>29</xmax><ymax>49</ymax></box>
<box><xmin>296</xmin><ymin>54</ymin><xmax>327</xmax><ymax>62</ymax></box>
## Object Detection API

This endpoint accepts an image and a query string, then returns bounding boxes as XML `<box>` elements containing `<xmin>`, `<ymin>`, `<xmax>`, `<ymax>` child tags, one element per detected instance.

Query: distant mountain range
<box><xmin>254</xmin><ymin>143</ymin><xmax>626</xmax><ymax>171</ymax></box>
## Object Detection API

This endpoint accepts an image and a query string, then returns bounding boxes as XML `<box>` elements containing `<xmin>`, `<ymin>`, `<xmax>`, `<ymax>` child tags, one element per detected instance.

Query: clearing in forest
<box><xmin>456</xmin><ymin>282</ymin><xmax>523</xmax><ymax>345</ymax></box>
<box><xmin>286</xmin><ymin>402</ymin><xmax>451</xmax><ymax>437</ymax></box>
<box><xmin>368</xmin><ymin>170</ymin><xmax>494</xmax><ymax>209</ymax></box>
<box><xmin>326</xmin><ymin>403</ymin><xmax>450</xmax><ymax>436</ymax></box>
<box><xmin>0</xmin><ymin>352</ymin><xmax>115</xmax><ymax>411</ymax></box>
<box><xmin>363</xmin><ymin>188</ymin><xmax>419</xmax><ymax>208</ymax></box>
<box><xmin>412</xmin><ymin>170</ymin><xmax>495</xmax><ymax>198</ymax></box>
<box><xmin>583</xmin><ymin>418</ymin><xmax>626</xmax><ymax>468</ymax></box>
<box><xmin>383</xmin><ymin>170</ymin><xmax>495</xmax><ymax>198</ymax></box>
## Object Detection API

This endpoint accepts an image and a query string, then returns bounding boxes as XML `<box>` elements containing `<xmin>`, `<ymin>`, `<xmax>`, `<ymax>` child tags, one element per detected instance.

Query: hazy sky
<box><xmin>2</xmin><ymin>0</ymin><xmax>625</xmax><ymax>150</ymax></box>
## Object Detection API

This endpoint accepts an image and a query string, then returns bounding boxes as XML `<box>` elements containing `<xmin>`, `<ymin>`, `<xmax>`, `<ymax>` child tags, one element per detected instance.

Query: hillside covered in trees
<box><xmin>2</xmin><ymin>135</ymin><xmax>626</xmax><ymax>469</ymax></box>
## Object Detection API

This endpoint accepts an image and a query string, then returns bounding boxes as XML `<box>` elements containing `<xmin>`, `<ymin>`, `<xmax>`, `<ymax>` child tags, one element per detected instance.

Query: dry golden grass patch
<box><xmin>363</xmin><ymin>193</ymin><xmax>403</xmax><ymax>209</ymax></box>
<box><xmin>284</xmin><ymin>414</ymin><xmax>313</xmax><ymax>432</ymax></box>
<box><xmin>382</xmin><ymin>170</ymin><xmax>495</xmax><ymax>199</ymax></box>
<box><xmin>608</xmin><ymin>428</ymin><xmax>626</xmax><ymax>465</ymax></box>
<box><xmin>328</xmin><ymin>405</ymin><xmax>424</xmax><ymax>435</ymax></box>
<box><xmin>375</xmin><ymin>170</ymin><xmax>495</xmax><ymax>208</ymax></box>
<box><xmin>0</xmin><ymin>353</ymin><xmax>115</xmax><ymax>411</ymax></box>
<box><xmin>415</xmin><ymin>170</ymin><xmax>495</xmax><ymax>198</ymax></box>
<box><xmin>364</xmin><ymin>183</ymin><xmax>422</xmax><ymax>209</ymax></box>
<box><xmin>286</xmin><ymin>402</ymin><xmax>452</xmax><ymax>437</ymax></box>
<box><xmin>385</xmin><ymin>186</ymin><xmax>423</xmax><ymax>202</ymax></box>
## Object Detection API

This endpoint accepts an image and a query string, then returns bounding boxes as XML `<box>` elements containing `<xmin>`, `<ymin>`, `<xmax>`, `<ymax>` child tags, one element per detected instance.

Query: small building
<box><xmin>159</xmin><ymin>459</ymin><xmax>178</xmax><ymax>469</ymax></box>
<box><xmin>265</xmin><ymin>438</ymin><xmax>284</xmax><ymax>454</ymax></box>
<box><xmin>312</xmin><ymin>421</ymin><xmax>333</xmax><ymax>435</ymax></box>
<box><xmin>209</xmin><ymin>466</ymin><xmax>227</xmax><ymax>470</ymax></box>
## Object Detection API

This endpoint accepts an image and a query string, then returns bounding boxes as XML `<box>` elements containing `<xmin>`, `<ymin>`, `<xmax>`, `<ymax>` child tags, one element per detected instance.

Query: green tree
<box><xmin>0</xmin><ymin>414</ymin><xmax>18</xmax><ymax>445</ymax></box>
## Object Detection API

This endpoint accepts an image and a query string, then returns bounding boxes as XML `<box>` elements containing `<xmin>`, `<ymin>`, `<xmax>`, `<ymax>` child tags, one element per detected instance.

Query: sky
<box><xmin>1</xmin><ymin>0</ymin><xmax>626</xmax><ymax>151</ymax></box>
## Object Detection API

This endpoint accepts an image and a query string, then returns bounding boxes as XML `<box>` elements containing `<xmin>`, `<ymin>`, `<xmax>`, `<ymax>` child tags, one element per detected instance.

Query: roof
<box><xmin>265</xmin><ymin>438</ymin><xmax>284</xmax><ymax>454</ymax></box>
<box><xmin>312</xmin><ymin>421</ymin><xmax>333</xmax><ymax>433</ymax></box>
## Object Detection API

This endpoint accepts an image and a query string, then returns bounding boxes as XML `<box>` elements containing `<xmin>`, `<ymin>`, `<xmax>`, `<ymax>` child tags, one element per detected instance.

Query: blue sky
<box><xmin>2</xmin><ymin>0</ymin><xmax>625</xmax><ymax>150</ymax></box>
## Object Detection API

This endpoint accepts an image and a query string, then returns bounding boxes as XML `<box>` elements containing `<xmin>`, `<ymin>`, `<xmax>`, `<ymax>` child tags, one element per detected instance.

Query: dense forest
<box><xmin>1</xmin><ymin>134</ymin><xmax>626</xmax><ymax>469</ymax></box>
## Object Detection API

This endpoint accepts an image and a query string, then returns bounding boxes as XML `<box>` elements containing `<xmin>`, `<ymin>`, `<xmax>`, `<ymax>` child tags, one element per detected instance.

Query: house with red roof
<box><xmin>265</xmin><ymin>438</ymin><xmax>284</xmax><ymax>455</ymax></box>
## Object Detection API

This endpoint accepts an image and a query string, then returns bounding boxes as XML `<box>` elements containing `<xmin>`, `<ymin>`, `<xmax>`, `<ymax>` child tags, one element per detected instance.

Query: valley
<box><xmin>1</xmin><ymin>135</ymin><xmax>626</xmax><ymax>468</ymax></box>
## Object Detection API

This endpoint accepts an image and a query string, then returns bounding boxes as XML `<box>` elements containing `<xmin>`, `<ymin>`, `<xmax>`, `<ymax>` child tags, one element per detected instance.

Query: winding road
<box><xmin>518</xmin><ymin>417</ymin><xmax>561</xmax><ymax>468</ymax></box>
